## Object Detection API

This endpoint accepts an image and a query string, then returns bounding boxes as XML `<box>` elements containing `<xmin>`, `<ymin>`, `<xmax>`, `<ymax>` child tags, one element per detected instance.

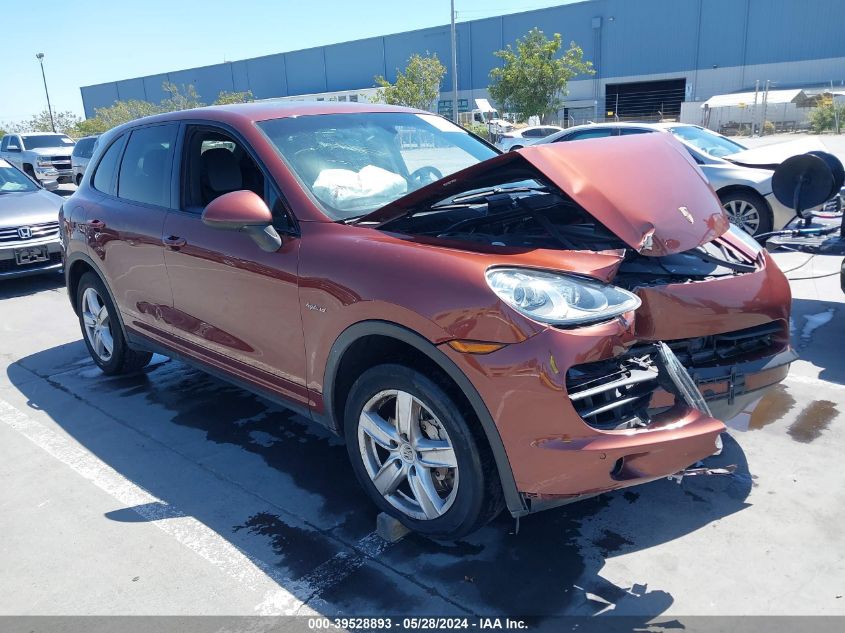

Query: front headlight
<box><xmin>486</xmin><ymin>268</ymin><xmax>641</xmax><ymax>326</ymax></box>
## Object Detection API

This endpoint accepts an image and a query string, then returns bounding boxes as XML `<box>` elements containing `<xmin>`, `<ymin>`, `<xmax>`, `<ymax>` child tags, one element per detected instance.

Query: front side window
<box><xmin>118</xmin><ymin>125</ymin><xmax>177</xmax><ymax>207</ymax></box>
<box><xmin>181</xmin><ymin>126</ymin><xmax>265</xmax><ymax>209</ymax></box>
<box><xmin>0</xmin><ymin>163</ymin><xmax>38</xmax><ymax>193</ymax></box>
<box><xmin>668</xmin><ymin>125</ymin><xmax>746</xmax><ymax>158</ymax></box>
<box><xmin>20</xmin><ymin>134</ymin><xmax>75</xmax><ymax>149</ymax></box>
<box><xmin>257</xmin><ymin>112</ymin><xmax>497</xmax><ymax>220</ymax></box>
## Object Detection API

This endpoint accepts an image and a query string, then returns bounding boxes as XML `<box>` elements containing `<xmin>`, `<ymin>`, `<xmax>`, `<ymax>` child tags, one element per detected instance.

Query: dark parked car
<box><xmin>62</xmin><ymin>102</ymin><xmax>794</xmax><ymax>537</ymax></box>
<box><xmin>71</xmin><ymin>135</ymin><xmax>99</xmax><ymax>185</ymax></box>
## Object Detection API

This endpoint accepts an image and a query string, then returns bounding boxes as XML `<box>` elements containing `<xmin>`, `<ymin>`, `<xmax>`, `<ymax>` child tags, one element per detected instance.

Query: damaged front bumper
<box><xmin>440</xmin><ymin>252</ymin><xmax>794</xmax><ymax>516</ymax></box>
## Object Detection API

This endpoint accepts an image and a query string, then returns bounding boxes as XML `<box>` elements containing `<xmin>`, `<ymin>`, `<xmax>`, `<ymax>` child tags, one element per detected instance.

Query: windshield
<box><xmin>257</xmin><ymin>112</ymin><xmax>497</xmax><ymax>220</ymax></box>
<box><xmin>21</xmin><ymin>134</ymin><xmax>75</xmax><ymax>150</ymax></box>
<box><xmin>0</xmin><ymin>163</ymin><xmax>38</xmax><ymax>193</ymax></box>
<box><xmin>668</xmin><ymin>126</ymin><xmax>746</xmax><ymax>158</ymax></box>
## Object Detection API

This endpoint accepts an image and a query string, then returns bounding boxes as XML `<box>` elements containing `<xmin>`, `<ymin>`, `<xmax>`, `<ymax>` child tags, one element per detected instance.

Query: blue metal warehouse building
<box><xmin>80</xmin><ymin>0</ymin><xmax>845</xmax><ymax>123</ymax></box>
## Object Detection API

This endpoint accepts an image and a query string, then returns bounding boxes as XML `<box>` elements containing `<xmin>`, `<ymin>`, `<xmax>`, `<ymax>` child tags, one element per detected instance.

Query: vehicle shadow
<box><xmin>789</xmin><ymin>297</ymin><xmax>844</xmax><ymax>386</ymax></box>
<box><xmin>0</xmin><ymin>272</ymin><xmax>64</xmax><ymax>299</ymax></box>
<box><xmin>8</xmin><ymin>342</ymin><xmax>752</xmax><ymax>621</ymax></box>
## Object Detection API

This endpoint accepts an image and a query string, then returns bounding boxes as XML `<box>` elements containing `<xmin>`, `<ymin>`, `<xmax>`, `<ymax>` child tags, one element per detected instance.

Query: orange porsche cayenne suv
<box><xmin>61</xmin><ymin>102</ymin><xmax>795</xmax><ymax>537</ymax></box>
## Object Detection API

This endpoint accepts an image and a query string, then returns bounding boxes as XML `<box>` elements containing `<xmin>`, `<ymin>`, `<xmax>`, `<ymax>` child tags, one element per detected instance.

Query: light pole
<box><xmin>35</xmin><ymin>53</ymin><xmax>56</xmax><ymax>133</ymax></box>
<box><xmin>450</xmin><ymin>0</ymin><xmax>458</xmax><ymax>123</ymax></box>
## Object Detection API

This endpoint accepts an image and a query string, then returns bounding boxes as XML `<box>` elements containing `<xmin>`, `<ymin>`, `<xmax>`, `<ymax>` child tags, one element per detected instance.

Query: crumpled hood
<box><xmin>724</xmin><ymin>138</ymin><xmax>828</xmax><ymax>169</ymax></box>
<box><xmin>361</xmin><ymin>132</ymin><xmax>729</xmax><ymax>256</ymax></box>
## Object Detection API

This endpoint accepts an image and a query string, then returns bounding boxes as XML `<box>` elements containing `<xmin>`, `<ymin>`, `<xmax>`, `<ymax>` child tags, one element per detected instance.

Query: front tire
<box><xmin>344</xmin><ymin>364</ymin><xmax>503</xmax><ymax>538</ymax></box>
<box><xmin>719</xmin><ymin>190</ymin><xmax>772</xmax><ymax>238</ymax></box>
<box><xmin>76</xmin><ymin>272</ymin><xmax>151</xmax><ymax>375</ymax></box>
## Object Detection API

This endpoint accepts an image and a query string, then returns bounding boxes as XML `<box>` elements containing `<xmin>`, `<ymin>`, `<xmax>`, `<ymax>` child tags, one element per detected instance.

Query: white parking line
<box><xmin>0</xmin><ymin>397</ymin><xmax>313</xmax><ymax>614</ymax></box>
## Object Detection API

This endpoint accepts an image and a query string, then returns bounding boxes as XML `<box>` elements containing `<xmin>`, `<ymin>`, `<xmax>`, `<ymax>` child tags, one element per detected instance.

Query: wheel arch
<box><xmin>716</xmin><ymin>184</ymin><xmax>772</xmax><ymax>213</ymax></box>
<box><xmin>324</xmin><ymin>320</ymin><xmax>527</xmax><ymax>517</ymax></box>
<box><xmin>65</xmin><ymin>252</ymin><xmax>134</xmax><ymax>348</ymax></box>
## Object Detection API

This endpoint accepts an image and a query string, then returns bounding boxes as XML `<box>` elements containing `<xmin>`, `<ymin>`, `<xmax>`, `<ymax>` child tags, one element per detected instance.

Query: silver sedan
<box><xmin>0</xmin><ymin>159</ymin><xmax>64</xmax><ymax>280</ymax></box>
<box><xmin>533</xmin><ymin>122</ymin><xmax>829</xmax><ymax>238</ymax></box>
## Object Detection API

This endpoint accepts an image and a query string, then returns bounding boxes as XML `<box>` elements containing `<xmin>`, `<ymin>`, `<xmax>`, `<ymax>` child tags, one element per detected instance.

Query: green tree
<box><xmin>0</xmin><ymin>128</ymin><xmax>6</xmax><ymax>139</ymax></box>
<box><xmin>489</xmin><ymin>28</ymin><xmax>593</xmax><ymax>122</ymax></box>
<box><xmin>72</xmin><ymin>99</ymin><xmax>163</xmax><ymax>136</ymax></box>
<box><xmin>808</xmin><ymin>95</ymin><xmax>845</xmax><ymax>134</ymax></box>
<box><xmin>375</xmin><ymin>53</ymin><xmax>446</xmax><ymax>111</ymax></box>
<box><xmin>214</xmin><ymin>90</ymin><xmax>255</xmax><ymax>105</ymax></box>
<box><xmin>8</xmin><ymin>109</ymin><xmax>82</xmax><ymax>135</ymax></box>
<box><xmin>160</xmin><ymin>82</ymin><xmax>205</xmax><ymax>112</ymax></box>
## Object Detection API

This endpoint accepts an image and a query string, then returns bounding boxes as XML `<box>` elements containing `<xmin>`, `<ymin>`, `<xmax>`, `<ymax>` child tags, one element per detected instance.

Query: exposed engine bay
<box><xmin>380</xmin><ymin>183</ymin><xmax>758</xmax><ymax>289</ymax></box>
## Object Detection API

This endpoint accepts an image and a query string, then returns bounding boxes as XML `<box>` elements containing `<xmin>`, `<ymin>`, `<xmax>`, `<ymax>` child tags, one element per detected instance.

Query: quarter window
<box><xmin>118</xmin><ymin>125</ymin><xmax>177</xmax><ymax>207</ymax></box>
<box><xmin>92</xmin><ymin>136</ymin><xmax>125</xmax><ymax>195</ymax></box>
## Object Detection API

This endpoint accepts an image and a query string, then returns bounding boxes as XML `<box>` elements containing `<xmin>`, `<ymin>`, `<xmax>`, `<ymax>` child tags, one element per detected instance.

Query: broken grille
<box><xmin>566</xmin><ymin>355</ymin><xmax>660</xmax><ymax>430</ymax></box>
<box><xmin>664</xmin><ymin>321</ymin><xmax>783</xmax><ymax>367</ymax></box>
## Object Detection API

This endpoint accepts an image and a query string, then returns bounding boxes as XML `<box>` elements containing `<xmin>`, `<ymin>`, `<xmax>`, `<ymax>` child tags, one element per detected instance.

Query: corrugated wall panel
<box><xmin>115</xmin><ymin>78</ymin><xmax>146</xmax><ymax>102</ymax></box>
<box><xmin>230</xmin><ymin>60</ymin><xmax>251</xmax><ymax>93</ymax></box>
<box><xmin>167</xmin><ymin>64</ymin><xmax>234</xmax><ymax>104</ymax></box>
<box><xmin>600</xmin><ymin>0</ymin><xmax>698</xmax><ymax>78</ymax></box>
<box><xmin>80</xmin><ymin>84</ymin><xmax>119</xmax><ymax>117</ymax></box>
<box><xmin>469</xmin><ymin>17</ymin><xmax>502</xmax><ymax>90</ymax></box>
<box><xmin>285</xmin><ymin>48</ymin><xmax>327</xmax><ymax>95</ymax></box>
<box><xmin>325</xmin><ymin>37</ymin><xmax>384</xmax><ymax>90</ymax></box>
<box><xmin>698</xmin><ymin>0</ymin><xmax>748</xmax><ymax>70</ymax></box>
<box><xmin>79</xmin><ymin>0</ymin><xmax>845</xmax><ymax>115</ymax></box>
<box><xmin>384</xmin><ymin>27</ymin><xmax>451</xmax><ymax>85</ymax></box>
<box><xmin>244</xmin><ymin>54</ymin><xmax>288</xmax><ymax>99</ymax></box>
<box><xmin>142</xmin><ymin>74</ymin><xmax>170</xmax><ymax>104</ymax></box>
<box><xmin>746</xmin><ymin>0</ymin><xmax>845</xmax><ymax>65</ymax></box>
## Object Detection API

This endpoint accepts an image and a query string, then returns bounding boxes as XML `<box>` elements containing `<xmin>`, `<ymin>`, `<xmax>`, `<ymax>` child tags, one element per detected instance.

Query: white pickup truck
<box><xmin>0</xmin><ymin>132</ymin><xmax>75</xmax><ymax>184</ymax></box>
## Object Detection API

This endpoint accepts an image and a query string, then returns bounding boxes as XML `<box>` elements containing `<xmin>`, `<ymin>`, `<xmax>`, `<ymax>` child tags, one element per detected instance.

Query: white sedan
<box><xmin>495</xmin><ymin>125</ymin><xmax>564</xmax><ymax>152</ymax></box>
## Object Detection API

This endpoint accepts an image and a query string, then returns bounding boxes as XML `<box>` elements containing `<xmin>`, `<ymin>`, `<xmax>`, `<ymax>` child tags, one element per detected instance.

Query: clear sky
<box><xmin>1</xmin><ymin>0</ymin><xmax>576</xmax><ymax>123</ymax></box>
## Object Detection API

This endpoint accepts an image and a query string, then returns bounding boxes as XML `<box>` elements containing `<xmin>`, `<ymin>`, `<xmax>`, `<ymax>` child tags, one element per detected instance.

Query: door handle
<box><xmin>88</xmin><ymin>219</ymin><xmax>105</xmax><ymax>229</ymax></box>
<box><xmin>163</xmin><ymin>235</ymin><xmax>187</xmax><ymax>248</ymax></box>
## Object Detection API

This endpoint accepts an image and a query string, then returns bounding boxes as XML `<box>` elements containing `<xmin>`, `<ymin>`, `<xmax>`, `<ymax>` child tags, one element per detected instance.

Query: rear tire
<box><xmin>76</xmin><ymin>272</ymin><xmax>151</xmax><ymax>375</ymax></box>
<box><xmin>344</xmin><ymin>364</ymin><xmax>503</xmax><ymax>538</ymax></box>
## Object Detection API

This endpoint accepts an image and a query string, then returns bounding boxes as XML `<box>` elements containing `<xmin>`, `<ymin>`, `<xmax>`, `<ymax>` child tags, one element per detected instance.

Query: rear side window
<box><xmin>92</xmin><ymin>136</ymin><xmax>125</xmax><ymax>194</ymax></box>
<box><xmin>620</xmin><ymin>128</ymin><xmax>653</xmax><ymax>136</ymax></box>
<box><xmin>118</xmin><ymin>124</ymin><xmax>177</xmax><ymax>207</ymax></box>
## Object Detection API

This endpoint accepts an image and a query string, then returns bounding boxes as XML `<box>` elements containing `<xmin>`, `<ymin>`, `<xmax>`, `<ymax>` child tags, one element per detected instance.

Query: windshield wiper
<box><xmin>432</xmin><ymin>185</ymin><xmax>547</xmax><ymax>209</ymax></box>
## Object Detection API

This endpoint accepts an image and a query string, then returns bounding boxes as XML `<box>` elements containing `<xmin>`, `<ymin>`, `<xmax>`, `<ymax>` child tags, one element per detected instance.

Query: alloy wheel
<box><xmin>357</xmin><ymin>389</ymin><xmax>459</xmax><ymax>521</ymax></box>
<box><xmin>723</xmin><ymin>198</ymin><xmax>761</xmax><ymax>235</ymax></box>
<box><xmin>81</xmin><ymin>287</ymin><xmax>114</xmax><ymax>362</ymax></box>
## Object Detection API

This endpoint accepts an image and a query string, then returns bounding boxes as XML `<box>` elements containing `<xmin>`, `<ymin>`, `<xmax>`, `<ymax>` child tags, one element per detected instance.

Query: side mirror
<box><xmin>772</xmin><ymin>151</ymin><xmax>845</xmax><ymax>223</ymax></box>
<box><xmin>42</xmin><ymin>179</ymin><xmax>60</xmax><ymax>192</ymax></box>
<box><xmin>7</xmin><ymin>144</ymin><xmax>20</xmax><ymax>152</ymax></box>
<box><xmin>201</xmin><ymin>190</ymin><xmax>282</xmax><ymax>253</ymax></box>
